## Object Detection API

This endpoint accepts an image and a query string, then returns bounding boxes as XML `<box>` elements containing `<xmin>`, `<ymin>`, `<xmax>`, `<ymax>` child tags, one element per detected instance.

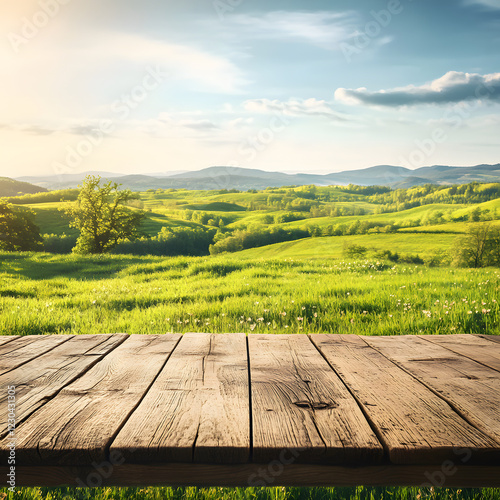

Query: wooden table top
<box><xmin>1</xmin><ymin>333</ymin><xmax>500</xmax><ymax>488</ymax></box>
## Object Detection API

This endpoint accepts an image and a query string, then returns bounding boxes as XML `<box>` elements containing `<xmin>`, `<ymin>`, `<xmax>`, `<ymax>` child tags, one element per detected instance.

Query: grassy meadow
<box><xmin>2</xmin><ymin>183</ymin><xmax>500</xmax><ymax>499</ymax></box>
<box><xmin>4</xmin><ymin>486</ymin><xmax>500</xmax><ymax>500</ymax></box>
<box><xmin>0</xmin><ymin>251</ymin><xmax>499</xmax><ymax>337</ymax></box>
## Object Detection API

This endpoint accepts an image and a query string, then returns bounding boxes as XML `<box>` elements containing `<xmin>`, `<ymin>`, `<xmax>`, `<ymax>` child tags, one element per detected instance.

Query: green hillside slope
<box><xmin>0</xmin><ymin>177</ymin><xmax>48</xmax><ymax>197</ymax></box>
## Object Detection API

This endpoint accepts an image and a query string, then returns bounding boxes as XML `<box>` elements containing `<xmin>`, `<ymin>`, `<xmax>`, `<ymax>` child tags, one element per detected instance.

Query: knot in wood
<box><xmin>293</xmin><ymin>400</ymin><xmax>336</xmax><ymax>410</ymax></box>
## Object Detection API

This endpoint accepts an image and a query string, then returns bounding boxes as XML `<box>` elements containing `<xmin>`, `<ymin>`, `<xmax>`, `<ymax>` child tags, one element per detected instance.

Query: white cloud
<box><xmin>0</xmin><ymin>31</ymin><xmax>249</xmax><ymax>127</ymax></box>
<box><xmin>178</xmin><ymin>119</ymin><xmax>219</xmax><ymax>131</ymax></box>
<box><xmin>335</xmin><ymin>71</ymin><xmax>500</xmax><ymax>107</ymax></box>
<box><xmin>95</xmin><ymin>33</ymin><xmax>249</xmax><ymax>94</ymax></box>
<box><xmin>228</xmin><ymin>117</ymin><xmax>254</xmax><ymax>128</ymax></box>
<box><xmin>155</xmin><ymin>112</ymin><xmax>220</xmax><ymax>136</ymax></box>
<box><xmin>244</xmin><ymin>98</ymin><xmax>348</xmax><ymax>121</ymax></box>
<box><xmin>224</xmin><ymin>11</ymin><xmax>357</xmax><ymax>50</ymax></box>
<box><xmin>464</xmin><ymin>0</ymin><xmax>500</xmax><ymax>9</ymax></box>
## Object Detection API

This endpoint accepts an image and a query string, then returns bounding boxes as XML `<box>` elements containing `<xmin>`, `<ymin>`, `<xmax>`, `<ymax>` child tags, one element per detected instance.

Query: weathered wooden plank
<box><xmin>366</xmin><ymin>335</ymin><xmax>500</xmax><ymax>446</ymax></box>
<box><xmin>249</xmin><ymin>334</ymin><xmax>383</xmax><ymax>465</ymax></box>
<box><xmin>0</xmin><ymin>334</ymin><xmax>128</xmax><ymax>439</ymax></box>
<box><xmin>0</xmin><ymin>335</ymin><xmax>72</xmax><ymax>376</ymax></box>
<box><xmin>111</xmin><ymin>333</ymin><xmax>250</xmax><ymax>464</ymax></box>
<box><xmin>475</xmin><ymin>334</ymin><xmax>500</xmax><ymax>345</ymax></box>
<box><xmin>4</xmin><ymin>335</ymin><xmax>181</xmax><ymax>465</ymax></box>
<box><xmin>5</xmin><ymin>463</ymin><xmax>500</xmax><ymax>488</ymax></box>
<box><xmin>311</xmin><ymin>334</ymin><xmax>499</xmax><ymax>465</ymax></box>
<box><xmin>421</xmin><ymin>334</ymin><xmax>500</xmax><ymax>373</ymax></box>
<box><xmin>0</xmin><ymin>336</ymin><xmax>18</xmax><ymax>347</ymax></box>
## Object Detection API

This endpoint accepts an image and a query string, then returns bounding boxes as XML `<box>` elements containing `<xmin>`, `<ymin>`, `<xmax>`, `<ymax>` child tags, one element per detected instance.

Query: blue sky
<box><xmin>1</xmin><ymin>0</ymin><xmax>499</xmax><ymax>176</ymax></box>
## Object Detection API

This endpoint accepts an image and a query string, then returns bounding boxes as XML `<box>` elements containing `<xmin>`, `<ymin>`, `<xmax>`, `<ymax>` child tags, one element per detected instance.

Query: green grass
<box><xmin>2</xmin><ymin>486</ymin><xmax>500</xmax><ymax>500</ymax></box>
<box><xmin>140</xmin><ymin>211</ymin><xmax>205</xmax><ymax>235</ymax></box>
<box><xmin>25</xmin><ymin>203</ymin><xmax>77</xmax><ymax>236</ymax></box>
<box><xmin>26</xmin><ymin>204</ymin><xmax>206</xmax><ymax>238</ymax></box>
<box><xmin>182</xmin><ymin>202</ymin><xmax>247</xmax><ymax>211</ymax></box>
<box><xmin>1</xmin><ymin>252</ymin><xmax>499</xmax><ymax>336</ymax></box>
<box><xmin>281</xmin><ymin>204</ymin><xmax>468</xmax><ymax>231</ymax></box>
<box><xmin>237</xmin><ymin>233</ymin><xmax>456</xmax><ymax>259</ymax></box>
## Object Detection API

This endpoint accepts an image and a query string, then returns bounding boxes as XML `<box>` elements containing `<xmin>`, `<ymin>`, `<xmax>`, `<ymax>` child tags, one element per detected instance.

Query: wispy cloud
<box><xmin>463</xmin><ymin>0</ymin><xmax>500</xmax><ymax>9</ymax></box>
<box><xmin>0</xmin><ymin>31</ymin><xmax>249</xmax><ymax>126</ymax></box>
<box><xmin>244</xmin><ymin>98</ymin><xmax>348</xmax><ymax>120</ymax></box>
<box><xmin>178</xmin><ymin>119</ymin><xmax>219</xmax><ymax>131</ymax></box>
<box><xmin>335</xmin><ymin>71</ymin><xmax>500</xmax><ymax>107</ymax></box>
<box><xmin>156</xmin><ymin>112</ymin><xmax>220</xmax><ymax>134</ymax></box>
<box><xmin>0</xmin><ymin>123</ymin><xmax>59</xmax><ymax>135</ymax></box>
<box><xmin>79</xmin><ymin>33</ymin><xmax>250</xmax><ymax>95</ymax></box>
<box><xmin>223</xmin><ymin>11</ymin><xmax>357</xmax><ymax>50</ymax></box>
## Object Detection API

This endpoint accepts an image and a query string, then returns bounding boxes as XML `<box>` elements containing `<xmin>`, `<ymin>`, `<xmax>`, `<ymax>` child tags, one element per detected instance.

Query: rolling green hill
<box><xmin>4</xmin><ymin>180</ymin><xmax>499</xmax><ymax>261</ymax></box>
<box><xmin>236</xmin><ymin>233</ymin><xmax>457</xmax><ymax>260</ymax></box>
<box><xmin>0</xmin><ymin>177</ymin><xmax>48</xmax><ymax>197</ymax></box>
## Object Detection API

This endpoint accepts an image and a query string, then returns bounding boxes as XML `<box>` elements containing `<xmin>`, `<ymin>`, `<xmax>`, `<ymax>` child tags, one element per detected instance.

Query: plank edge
<box><xmin>5</xmin><ymin>464</ymin><xmax>500</xmax><ymax>488</ymax></box>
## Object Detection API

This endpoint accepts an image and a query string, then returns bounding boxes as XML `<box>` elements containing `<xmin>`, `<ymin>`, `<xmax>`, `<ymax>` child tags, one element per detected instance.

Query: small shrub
<box><xmin>343</xmin><ymin>243</ymin><xmax>368</xmax><ymax>258</ymax></box>
<box><xmin>373</xmin><ymin>249</ymin><xmax>399</xmax><ymax>262</ymax></box>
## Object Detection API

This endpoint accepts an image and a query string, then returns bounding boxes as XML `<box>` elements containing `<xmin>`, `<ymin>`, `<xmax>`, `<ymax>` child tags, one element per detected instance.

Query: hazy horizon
<box><xmin>12</xmin><ymin>161</ymin><xmax>500</xmax><ymax>181</ymax></box>
<box><xmin>1</xmin><ymin>0</ymin><xmax>499</xmax><ymax>178</ymax></box>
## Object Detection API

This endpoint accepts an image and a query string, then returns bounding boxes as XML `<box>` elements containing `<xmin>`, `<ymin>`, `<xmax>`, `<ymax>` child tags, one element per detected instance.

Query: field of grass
<box><xmin>23</xmin><ymin>203</ymin><xmax>78</xmax><ymax>237</ymax></box>
<box><xmin>26</xmin><ymin>199</ymin><xmax>468</xmax><ymax>234</ymax></box>
<box><xmin>281</xmin><ymin>204</ymin><xmax>464</xmax><ymax>229</ymax></box>
<box><xmin>2</xmin><ymin>485</ymin><xmax>500</xmax><ymax>500</ymax></box>
<box><xmin>1</xmin><ymin>251</ymin><xmax>499</xmax><ymax>337</ymax></box>
<box><xmin>237</xmin><ymin>233</ymin><xmax>457</xmax><ymax>260</ymax></box>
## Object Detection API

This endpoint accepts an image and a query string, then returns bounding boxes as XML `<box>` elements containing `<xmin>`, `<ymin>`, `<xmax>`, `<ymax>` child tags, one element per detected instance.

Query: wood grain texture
<box><xmin>111</xmin><ymin>333</ymin><xmax>250</xmax><ymax>464</ymax></box>
<box><xmin>0</xmin><ymin>336</ymin><xmax>18</xmax><ymax>347</ymax></box>
<box><xmin>366</xmin><ymin>335</ymin><xmax>500</xmax><ymax>447</ymax></box>
<box><xmin>0</xmin><ymin>335</ymin><xmax>72</xmax><ymax>376</ymax></box>
<box><xmin>310</xmin><ymin>334</ymin><xmax>499</xmax><ymax>465</ymax></box>
<box><xmin>421</xmin><ymin>334</ymin><xmax>500</xmax><ymax>373</ymax></box>
<box><xmin>249</xmin><ymin>334</ymin><xmax>383</xmax><ymax>465</ymax></box>
<box><xmin>2</xmin><ymin>332</ymin><xmax>500</xmax><ymax>484</ymax></box>
<box><xmin>475</xmin><ymin>334</ymin><xmax>500</xmax><ymax>345</ymax></box>
<box><xmin>6</xmin><ymin>335</ymin><xmax>181</xmax><ymax>465</ymax></box>
<box><xmin>0</xmin><ymin>334</ymin><xmax>128</xmax><ymax>440</ymax></box>
<box><xmin>6</xmin><ymin>464</ymin><xmax>500</xmax><ymax>488</ymax></box>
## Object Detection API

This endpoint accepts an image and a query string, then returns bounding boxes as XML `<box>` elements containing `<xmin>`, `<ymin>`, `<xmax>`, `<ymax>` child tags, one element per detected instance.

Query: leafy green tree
<box><xmin>0</xmin><ymin>202</ymin><xmax>42</xmax><ymax>251</ymax></box>
<box><xmin>470</xmin><ymin>207</ymin><xmax>482</xmax><ymax>222</ymax></box>
<box><xmin>64</xmin><ymin>175</ymin><xmax>145</xmax><ymax>254</ymax></box>
<box><xmin>453</xmin><ymin>222</ymin><xmax>500</xmax><ymax>268</ymax></box>
<box><xmin>343</xmin><ymin>243</ymin><xmax>368</xmax><ymax>259</ymax></box>
<box><xmin>484</xmin><ymin>225</ymin><xmax>500</xmax><ymax>267</ymax></box>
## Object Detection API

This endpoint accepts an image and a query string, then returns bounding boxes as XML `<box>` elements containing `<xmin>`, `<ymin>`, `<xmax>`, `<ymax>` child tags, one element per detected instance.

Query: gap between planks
<box><xmin>110</xmin><ymin>333</ymin><xmax>251</xmax><ymax>465</ymax></box>
<box><xmin>6</xmin><ymin>335</ymin><xmax>183</xmax><ymax>465</ymax></box>
<box><xmin>419</xmin><ymin>334</ymin><xmax>500</xmax><ymax>373</ymax></box>
<box><xmin>0</xmin><ymin>336</ymin><xmax>19</xmax><ymax>347</ymax></box>
<box><xmin>0</xmin><ymin>335</ymin><xmax>74</xmax><ymax>377</ymax></box>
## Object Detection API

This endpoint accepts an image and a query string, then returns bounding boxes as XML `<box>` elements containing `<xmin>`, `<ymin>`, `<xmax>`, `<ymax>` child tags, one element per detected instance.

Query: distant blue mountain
<box><xmin>15</xmin><ymin>163</ymin><xmax>500</xmax><ymax>191</ymax></box>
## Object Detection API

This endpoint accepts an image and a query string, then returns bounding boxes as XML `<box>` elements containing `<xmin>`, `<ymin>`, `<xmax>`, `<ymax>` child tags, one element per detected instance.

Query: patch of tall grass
<box><xmin>1</xmin><ymin>252</ymin><xmax>498</xmax><ymax>337</ymax></box>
